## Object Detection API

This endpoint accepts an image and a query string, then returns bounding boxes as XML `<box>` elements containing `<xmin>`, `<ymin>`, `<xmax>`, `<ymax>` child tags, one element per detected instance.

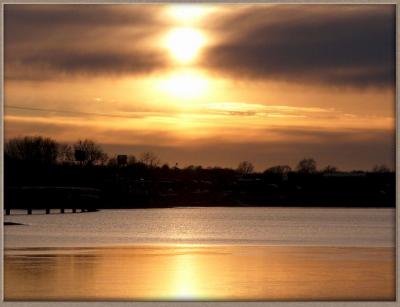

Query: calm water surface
<box><xmin>4</xmin><ymin>207</ymin><xmax>395</xmax><ymax>247</ymax></box>
<box><xmin>4</xmin><ymin>207</ymin><xmax>396</xmax><ymax>300</ymax></box>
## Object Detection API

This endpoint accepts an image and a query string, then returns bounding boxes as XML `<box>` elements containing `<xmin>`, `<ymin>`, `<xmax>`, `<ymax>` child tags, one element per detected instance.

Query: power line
<box><xmin>5</xmin><ymin>105</ymin><xmax>143</xmax><ymax>119</ymax></box>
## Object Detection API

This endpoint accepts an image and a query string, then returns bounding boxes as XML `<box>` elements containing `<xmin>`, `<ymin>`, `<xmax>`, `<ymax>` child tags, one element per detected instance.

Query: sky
<box><xmin>4</xmin><ymin>4</ymin><xmax>396</xmax><ymax>171</ymax></box>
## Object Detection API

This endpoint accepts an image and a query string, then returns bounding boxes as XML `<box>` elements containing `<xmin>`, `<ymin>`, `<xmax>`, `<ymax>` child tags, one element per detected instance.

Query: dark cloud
<box><xmin>6</xmin><ymin>49</ymin><xmax>167</xmax><ymax>79</ymax></box>
<box><xmin>202</xmin><ymin>5</ymin><xmax>395</xmax><ymax>88</ymax></box>
<box><xmin>5</xmin><ymin>5</ymin><xmax>160</xmax><ymax>28</ymax></box>
<box><xmin>4</xmin><ymin>4</ymin><xmax>170</xmax><ymax>79</ymax></box>
<box><xmin>4</xmin><ymin>4</ymin><xmax>165</xmax><ymax>42</ymax></box>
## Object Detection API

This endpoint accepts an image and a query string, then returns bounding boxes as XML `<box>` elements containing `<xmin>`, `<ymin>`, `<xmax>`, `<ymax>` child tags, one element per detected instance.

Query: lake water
<box><xmin>4</xmin><ymin>207</ymin><xmax>395</xmax><ymax>247</ymax></box>
<box><xmin>4</xmin><ymin>207</ymin><xmax>396</xmax><ymax>300</ymax></box>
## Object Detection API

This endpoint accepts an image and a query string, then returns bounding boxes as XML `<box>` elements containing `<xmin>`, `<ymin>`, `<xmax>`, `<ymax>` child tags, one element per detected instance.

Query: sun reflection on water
<box><xmin>4</xmin><ymin>245</ymin><xmax>395</xmax><ymax>300</ymax></box>
<box><xmin>170</xmin><ymin>254</ymin><xmax>200</xmax><ymax>299</ymax></box>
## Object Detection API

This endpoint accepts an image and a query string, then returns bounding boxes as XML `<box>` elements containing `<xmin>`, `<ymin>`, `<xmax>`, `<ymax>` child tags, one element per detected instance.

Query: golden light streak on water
<box><xmin>4</xmin><ymin>245</ymin><xmax>395</xmax><ymax>301</ymax></box>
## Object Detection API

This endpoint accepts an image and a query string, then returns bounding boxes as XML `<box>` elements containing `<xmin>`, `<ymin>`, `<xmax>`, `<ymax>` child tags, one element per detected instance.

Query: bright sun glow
<box><xmin>168</xmin><ymin>4</ymin><xmax>210</xmax><ymax>22</ymax></box>
<box><xmin>159</xmin><ymin>70</ymin><xmax>208</xmax><ymax>99</ymax></box>
<box><xmin>165</xmin><ymin>27</ymin><xmax>206</xmax><ymax>63</ymax></box>
<box><xmin>171</xmin><ymin>254</ymin><xmax>199</xmax><ymax>299</ymax></box>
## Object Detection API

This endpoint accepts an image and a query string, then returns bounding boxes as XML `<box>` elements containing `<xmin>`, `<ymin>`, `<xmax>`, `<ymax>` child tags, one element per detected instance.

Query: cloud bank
<box><xmin>5</xmin><ymin>5</ymin><xmax>170</xmax><ymax>79</ymax></box>
<box><xmin>202</xmin><ymin>5</ymin><xmax>395</xmax><ymax>88</ymax></box>
<box><xmin>5</xmin><ymin>4</ymin><xmax>395</xmax><ymax>88</ymax></box>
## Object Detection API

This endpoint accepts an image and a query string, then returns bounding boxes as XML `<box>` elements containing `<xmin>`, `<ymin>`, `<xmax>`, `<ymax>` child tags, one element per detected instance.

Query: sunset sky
<box><xmin>4</xmin><ymin>4</ymin><xmax>396</xmax><ymax>171</ymax></box>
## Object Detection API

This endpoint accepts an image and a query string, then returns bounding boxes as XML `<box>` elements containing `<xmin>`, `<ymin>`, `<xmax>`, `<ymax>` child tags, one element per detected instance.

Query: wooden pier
<box><xmin>4</xmin><ymin>186</ymin><xmax>101</xmax><ymax>215</ymax></box>
<box><xmin>5</xmin><ymin>208</ymin><xmax>94</xmax><ymax>215</ymax></box>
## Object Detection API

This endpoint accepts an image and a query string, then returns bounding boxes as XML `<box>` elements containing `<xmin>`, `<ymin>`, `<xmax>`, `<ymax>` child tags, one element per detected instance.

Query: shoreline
<box><xmin>4</xmin><ymin>204</ymin><xmax>396</xmax><ymax>213</ymax></box>
<box><xmin>4</xmin><ymin>242</ymin><xmax>396</xmax><ymax>257</ymax></box>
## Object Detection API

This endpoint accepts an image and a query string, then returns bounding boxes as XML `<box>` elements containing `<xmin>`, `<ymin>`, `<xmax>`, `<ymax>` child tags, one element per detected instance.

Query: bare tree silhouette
<box><xmin>322</xmin><ymin>165</ymin><xmax>339</xmax><ymax>173</ymax></box>
<box><xmin>58</xmin><ymin>143</ymin><xmax>74</xmax><ymax>164</ymax></box>
<box><xmin>296</xmin><ymin>158</ymin><xmax>317</xmax><ymax>174</ymax></box>
<box><xmin>73</xmin><ymin>139</ymin><xmax>107</xmax><ymax>166</ymax></box>
<box><xmin>139</xmin><ymin>152</ymin><xmax>161</xmax><ymax>168</ymax></box>
<box><xmin>264</xmin><ymin>165</ymin><xmax>292</xmax><ymax>175</ymax></box>
<box><xmin>237</xmin><ymin>161</ymin><xmax>254</xmax><ymax>175</ymax></box>
<box><xmin>5</xmin><ymin>136</ymin><xmax>59</xmax><ymax>165</ymax></box>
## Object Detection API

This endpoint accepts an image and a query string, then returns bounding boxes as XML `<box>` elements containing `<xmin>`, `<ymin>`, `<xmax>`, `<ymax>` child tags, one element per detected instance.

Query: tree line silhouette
<box><xmin>4</xmin><ymin>136</ymin><xmax>395</xmax><ymax>209</ymax></box>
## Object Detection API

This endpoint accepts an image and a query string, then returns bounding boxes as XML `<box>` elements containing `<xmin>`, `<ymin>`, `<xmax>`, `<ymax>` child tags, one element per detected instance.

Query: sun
<box><xmin>165</xmin><ymin>27</ymin><xmax>206</xmax><ymax>64</ymax></box>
